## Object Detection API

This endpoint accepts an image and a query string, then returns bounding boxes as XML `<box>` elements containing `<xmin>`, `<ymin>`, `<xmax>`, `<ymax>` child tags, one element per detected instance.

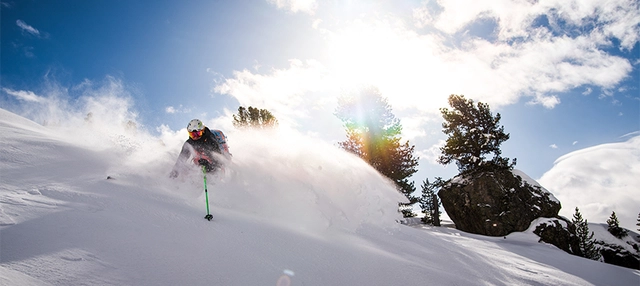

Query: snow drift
<box><xmin>1</xmin><ymin>108</ymin><xmax>639</xmax><ymax>285</ymax></box>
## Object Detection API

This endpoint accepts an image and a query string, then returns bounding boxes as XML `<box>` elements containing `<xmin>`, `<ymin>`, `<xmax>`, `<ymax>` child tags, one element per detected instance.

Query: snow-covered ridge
<box><xmin>1</xmin><ymin>108</ymin><xmax>638</xmax><ymax>285</ymax></box>
<box><xmin>0</xmin><ymin>106</ymin><xmax>405</xmax><ymax>232</ymax></box>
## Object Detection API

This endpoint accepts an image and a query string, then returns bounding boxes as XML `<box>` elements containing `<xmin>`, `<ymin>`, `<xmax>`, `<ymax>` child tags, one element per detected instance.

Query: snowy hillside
<box><xmin>1</xmin><ymin>108</ymin><xmax>639</xmax><ymax>286</ymax></box>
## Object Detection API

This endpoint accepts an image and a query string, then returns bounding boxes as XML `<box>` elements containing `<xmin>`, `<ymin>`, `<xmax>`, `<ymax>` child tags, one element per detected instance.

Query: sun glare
<box><xmin>325</xmin><ymin>19</ymin><xmax>453</xmax><ymax>114</ymax></box>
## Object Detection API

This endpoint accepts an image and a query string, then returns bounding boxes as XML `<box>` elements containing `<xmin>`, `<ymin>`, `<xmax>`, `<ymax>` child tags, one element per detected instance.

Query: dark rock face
<box><xmin>533</xmin><ymin>219</ymin><xmax>640</xmax><ymax>270</ymax></box>
<box><xmin>439</xmin><ymin>169</ymin><xmax>561</xmax><ymax>236</ymax></box>
<box><xmin>598</xmin><ymin>241</ymin><xmax>640</xmax><ymax>270</ymax></box>
<box><xmin>532</xmin><ymin>218</ymin><xmax>581</xmax><ymax>255</ymax></box>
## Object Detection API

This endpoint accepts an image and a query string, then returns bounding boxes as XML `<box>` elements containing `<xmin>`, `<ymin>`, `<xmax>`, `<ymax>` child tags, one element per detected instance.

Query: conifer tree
<box><xmin>572</xmin><ymin>207</ymin><xmax>601</xmax><ymax>260</ymax></box>
<box><xmin>420</xmin><ymin>179</ymin><xmax>435</xmax><ymax>224</ymax></box>
<box><xmin>636</xmin><ymin>212</ymin><xmax>640</xmax><ymax>238</ymax></box>
<box><xmin>438</xmin><ymin>94</ymin><xmax>514</xmax><ymax>174</ymax></box>
<box><xmin>232</xmin><ymin>106</ymin><xmax>278</xmax><ymax>129</ymax></box>
<box><xmin>335</xmin><ymin>87</ymin><xmax>419</xmax><ymax>217</ymax></box>
<box><xmin>419</xmin><ymin>178</ymin><xmax>442</xmax><ymax>226</ymax></box>
<box><xmin>607</xmin><ymin>211</ymin><xmax>628</xmax><ymax>239</ymax></box>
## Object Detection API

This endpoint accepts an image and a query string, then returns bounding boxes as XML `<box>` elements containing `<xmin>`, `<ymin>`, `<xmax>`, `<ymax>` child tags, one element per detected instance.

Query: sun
<box><xmin>323</xmin><ymin>18</ymin><xmax>453</xmax><ymax>113</ymax></box>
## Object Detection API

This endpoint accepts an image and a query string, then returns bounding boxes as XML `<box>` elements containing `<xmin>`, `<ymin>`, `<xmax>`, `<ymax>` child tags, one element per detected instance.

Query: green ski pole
<box><xmin>203</xmin><ymin>166</ymin><xmax>213</xmax><ymax>221</ymax></box>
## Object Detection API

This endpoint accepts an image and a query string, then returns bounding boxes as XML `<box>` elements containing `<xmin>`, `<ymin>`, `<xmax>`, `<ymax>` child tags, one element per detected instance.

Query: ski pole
<box><xmin>203</xmin><ymin>166</ymin><xmax>213</xmax><ymax>221</ymax></box>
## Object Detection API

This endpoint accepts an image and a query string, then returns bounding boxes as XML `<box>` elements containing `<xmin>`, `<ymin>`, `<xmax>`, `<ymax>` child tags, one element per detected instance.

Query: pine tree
<box><xmin>572</xmin><ymin>207</ymin><xmax>601</xmax><ymax>260</ymax></box>
<box><xmin>232</xmin><ymin>106</ymin><xmax>278</xmax><ymax>129</ymax></box>
<box><xmin>420</xmin><ymin>178</ymin><xmax>442</xmax><ymax>226</ymax></box>
<box><xmin>636</xmin><ymin>212</ymin><xmax>640</xmax><ymax>239</ymax></box>
<box><xmin>607</xmin><ymin>211</ymin><xmax>628</xmax><ymax>239</ymax></box>
<box><xmin>335</xmin><ymin>87</ymin><xmax>419</xmax><ymax>217</ymax></box>
<box><xmin>419</xmin><ymin>179</ymin><xmax>435</xmax><ymax>224</ymax></box>
<box><xmin>438</xmin><ymin>94</ymin><xmax>514</xmax><ymax>174</ymax></box>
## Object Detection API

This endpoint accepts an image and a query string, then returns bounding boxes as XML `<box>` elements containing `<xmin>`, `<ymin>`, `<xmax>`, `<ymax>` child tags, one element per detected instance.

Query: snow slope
<box><xmin>1</xmin><ymin>108</ymin><xmax>639</xmax><ymax>286</ymax></box>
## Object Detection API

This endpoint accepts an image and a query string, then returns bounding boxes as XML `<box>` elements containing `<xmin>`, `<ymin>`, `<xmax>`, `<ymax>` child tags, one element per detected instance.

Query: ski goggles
<box><xmin>188</xmin><ymin>129</ymin><xmax>204</xmax><ymax>139</ymax></box>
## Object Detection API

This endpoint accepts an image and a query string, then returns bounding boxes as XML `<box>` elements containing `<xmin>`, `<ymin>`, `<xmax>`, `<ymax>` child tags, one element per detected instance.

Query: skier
<box><xmin>170</xmin><ymin>119</ymin><xmax>231</xmax><ymax>178</ymax></box>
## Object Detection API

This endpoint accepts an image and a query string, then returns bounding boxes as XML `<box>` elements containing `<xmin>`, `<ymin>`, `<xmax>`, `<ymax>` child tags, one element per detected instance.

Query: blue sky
<box><xmin>2</xmin><ymin>1</ymin><xmax>639</xmax><ymax>226</ymax></box>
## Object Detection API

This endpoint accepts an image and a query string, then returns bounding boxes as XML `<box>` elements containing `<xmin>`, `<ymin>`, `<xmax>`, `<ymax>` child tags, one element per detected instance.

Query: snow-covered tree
<box><xmin>420</xmin><ymin>178</ymin><xmax>442</xmax><ymax>226</ymax></box>
<box><xmin>232</xmin><ymin>106</ymin><xmax>278</xmax><ymax>129</ymax></box>
<box><xmin>438</xmin><ymin>94</ymin><xmax>514</xmax><ymax>174</ymax></box>
<box><xmin>335</xmin><ymin>87</ymin><xmax>419</xmax><ymax>217</ymax></box>
<box><xmin>607</xmin><ymin>211</ymin><xmax>628</xmax><ymax>239</ymax></box>
<box><xmin>636</xmin><ymin>212</ymin><xmax>640</xmax><ymax>239</ymax></box>
<box><xmin>572</xmin><ymin>207</ymin><xmax>601</xmax><ymax>260</ymax></box>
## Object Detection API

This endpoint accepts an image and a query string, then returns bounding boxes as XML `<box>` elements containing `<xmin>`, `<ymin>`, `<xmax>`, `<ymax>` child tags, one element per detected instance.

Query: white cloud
<box><xmin>417</xmin><ymin>140</ymin><xmax>446</xmax><ymax>166</ymax></box>
<box><xmin>428</xmin><ymin>0</ymin><xmax>640</xmax><ymax>49</ymax></box>
<box><xmin>213</xmin><ymin>59</ymin><xmax>335</xmax><ymax>128</ymax></box>
<box><xmin>252</xmin><ymin>60</ymin><xmax>261</xmax><ymax>71</ymax></box>
<box><xmin>400</xmin><ymin>115</ymin><xmax>431</xmax><ymax>141</ymax></box>
<box><xmin>411</xmin><ymin>0</ymin><xmax>636</xmax><ymax>105</ymax></box>
<box><xmin>312</xmin><ymin>19</ymin><xmax>322</xmax><ymax>29</ymax></box>
<box><xmin>621</xmin><ymin>131</ymin><xmax>640</xmax><ymax>138</ymax></box>
<box><xmin>412</xmin><ymin>5</ymin><xmax>435</xmax><ymax>28</ymax></box>
<box><xmin>215</xmin><ymin>0</ymin><xmax>638</xmax><ymax>139</ymax></box>
<box><xmin>3</xmin><ymin>88</ymin><xmax>45</xmax><ymax>103</ymax></box>
<box><xmin>16</xmin><ymin>20</ymin><xmax>40</xmax><ymax>36</ymax></box>
<box><xmin>267</xmin><ymin>0</ymin><xmax>317</xmax><ymax>15</ymax></box>
<box><xmin>165</xmin><ymin>105</ymin><xmax>191</xmax><ymax>114</ymax></box>
<box><xmin>549</xmin><ymin>144</ymin><xmax>558</xmax><ymax>149</ymax></box>
<box><xmin>572</xmin><ymin>141</ymin><xmax>578</xmax><ymax>145</ymax></box>
<box><xmin>528</xmin><ymin>94</ymin><xmax>560</xmax><ymax>109</ymax></box>
<box><xmin>427</xmin><ymin>0</ymin><xmax>538</xmax><ymax>38</ymax></box>
<box><xmin>538</xmin><ymin>135</ymin><xmax>640</xmax><ymax>231</ymax></box>
<box><xmin>216</xmin><ymin>14</ymin><xmax>632</xmax><ymax>119</ymax></box>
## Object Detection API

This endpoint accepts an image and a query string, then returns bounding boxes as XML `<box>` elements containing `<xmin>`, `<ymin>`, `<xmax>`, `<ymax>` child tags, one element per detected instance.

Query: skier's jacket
<box><xmin>173</xmin><ymin>127</ymin><xmax>231</xmax><ymax>173</ymax></box>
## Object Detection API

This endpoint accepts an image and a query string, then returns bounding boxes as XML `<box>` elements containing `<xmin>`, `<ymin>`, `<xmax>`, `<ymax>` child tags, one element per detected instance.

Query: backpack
<box><xmin>210</xmin><ymin>129</ymin><xmax>231</xmax><ymax>157</ymax></box>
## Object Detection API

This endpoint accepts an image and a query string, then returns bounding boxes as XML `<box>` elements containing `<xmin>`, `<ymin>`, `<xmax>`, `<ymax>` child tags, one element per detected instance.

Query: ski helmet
<box><xmin>187</xmin><ymin>119</ymin><xmax>204</xmax><ymax>132</ymax></box>
<box><xmin>187</xmin><ymin>119</ymin><xmax>205</xmax><ymax>140</ymax></box>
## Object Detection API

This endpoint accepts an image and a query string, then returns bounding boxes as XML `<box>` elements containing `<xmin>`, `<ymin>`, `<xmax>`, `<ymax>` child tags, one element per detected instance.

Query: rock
<box><xmin>595</xmin><ymin>231</ymin><xmax>640</xmax><ymax>270</ymax></box>
<box><xmin>532</xmin><ymin>217</ymin><xmax>581</xmax><ymax>255</ymax></box>
<box><xmin>599</xmin><ymin>245</ymin><xmax>640</xmax><ymax>270</ymax></box>
<box><xmin>438</xmin><ymin>167</ymin><xmax>640</xmax><ymax>270</ymax></box>
<box><xmin>439</xmin><ymin>169</ymin><xmax>561</xmax><ymax>236</ymax></box>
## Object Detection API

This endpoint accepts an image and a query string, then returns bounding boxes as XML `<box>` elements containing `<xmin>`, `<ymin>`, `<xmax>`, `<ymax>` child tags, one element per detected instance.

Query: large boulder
<box><xmin>439</xmin><ymin>169</ymin><xmax>561</xmax><ymax>236</ymax></box>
